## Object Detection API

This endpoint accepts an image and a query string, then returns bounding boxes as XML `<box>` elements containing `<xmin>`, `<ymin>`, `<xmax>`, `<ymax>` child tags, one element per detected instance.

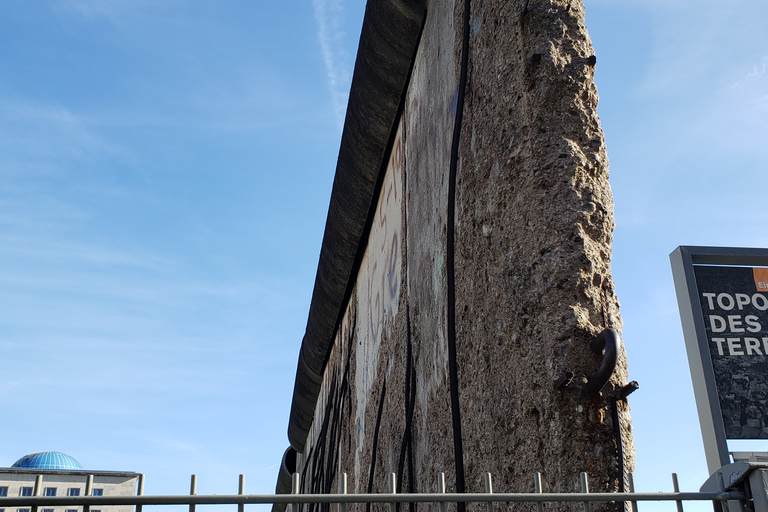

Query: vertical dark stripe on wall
<box><xmin>323</xmin><ymin>316</ymin><xmax>356</xmax><ymax>498</ymax></box>
<box><xmin>446</xmin><ymin>0</ymin><xmax>472</xmax><ymax>505</ymax></box>
<box><xmin>365</xmin><ymin>380</ymin><xmax>388</xmax><ymax>512</ymax></box>
<box><xmin>397</xmin><ymin>303</ymin><xmax>416</xmax><ymax>512</ymax></box>
<box><xmin>308</xmin><ymin>374</ymin><xmax>338</xmax><ymax>512</ymax></box>
<box><xmin>398</xmin><ymin>121</ymin><xmax>415</xmax><ymax>512</ymax></box>
<box><xmin>325</xmin><ymin>316</ymin><xmax>357</xmax><ymax>499</ymax></box>
<box><xmin>299</xmin><ymin>445</ymin><xmax>312</xmax><ymax>507</ymax></box>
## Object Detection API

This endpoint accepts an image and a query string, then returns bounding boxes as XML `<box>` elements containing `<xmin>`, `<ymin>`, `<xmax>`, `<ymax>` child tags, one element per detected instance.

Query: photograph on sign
<box><xmin>693</xmin><ymin>264</ymin><xmax>768</xmax><ymax>439</ymax></box>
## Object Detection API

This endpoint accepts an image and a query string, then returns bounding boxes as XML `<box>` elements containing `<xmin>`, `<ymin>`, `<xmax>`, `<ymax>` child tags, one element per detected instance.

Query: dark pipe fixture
<box><xmin>586</xmin><ymin>328</ymin><xmax>619</xmax><ymax>396</ymax></box>
<box><xmin>271</xmin><ymin>447</ymin><xmax>299</xmax><ymax>512</ymax></box>
<box><xmin>275</xmin><ymin>447</ymin><xmax>297</xmax><ymax>495</ymax></box>
<box><xmin>617</xmin><ymin>380</ymin><xmax>639</xmax><ymax>400</ymax></box>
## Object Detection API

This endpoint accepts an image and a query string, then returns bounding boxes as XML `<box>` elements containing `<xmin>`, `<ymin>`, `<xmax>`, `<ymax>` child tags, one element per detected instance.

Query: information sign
<box><xmin>670</xmin><ymin>246</ymin><xmax>768</xmax><ymax>474</ymax></box>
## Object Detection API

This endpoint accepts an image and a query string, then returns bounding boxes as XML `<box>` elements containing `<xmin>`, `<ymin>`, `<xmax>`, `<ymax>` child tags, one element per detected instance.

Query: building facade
<box><xmin>0</xmin><ymin>452</ymin><xmax>138</xmax><ymax>512</ymax></box>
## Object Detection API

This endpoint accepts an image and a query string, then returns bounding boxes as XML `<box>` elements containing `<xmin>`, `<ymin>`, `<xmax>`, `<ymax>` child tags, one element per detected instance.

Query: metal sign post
<box><xmin>670</xmin><ymin>246</ymin><xmax>768</xmax><ymax>475</ymax></box>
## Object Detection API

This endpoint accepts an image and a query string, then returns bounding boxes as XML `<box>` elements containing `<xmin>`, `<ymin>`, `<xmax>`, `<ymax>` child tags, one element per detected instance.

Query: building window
<box><xmin>0</xmin><ymin>487</ymin><xmax>7</xmax><ymax>496</ymax></box>
<box><xmin>20</xmin><ymin>488</ymin><xmax>32</xmax><ymax>497</ymax></box>
<box><xmin>68</xmin><ymin>489</ymin><xmax>80</xmax><ymax>497</ymax></box>
<box><xmin>92</xmin><ymin>489</ymin><xmax>103</xmax><ymax>496</ymax></box>
<box><xmin>44</xmin><ymin>488</ymin><xmax>56</xmax><ymax>497</ymax></box>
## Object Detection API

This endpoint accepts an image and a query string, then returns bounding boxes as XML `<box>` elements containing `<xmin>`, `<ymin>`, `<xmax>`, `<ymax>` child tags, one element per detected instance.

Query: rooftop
<box><xmin>11</xmin><ymin>451</ymin><xmax>83</xmax><ymax>470</ymax></box>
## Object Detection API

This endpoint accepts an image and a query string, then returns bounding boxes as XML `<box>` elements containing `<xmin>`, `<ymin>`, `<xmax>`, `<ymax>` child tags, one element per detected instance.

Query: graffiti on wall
<box><xmin>403</xmin><ymin>81</ymin><xmax>459</xmax><ymax>400</ymax></box>
<box><xmin>353</xmin><ymin>121</ymin><xmax>404</xmax><ymax>480</ymax></box>
<box><xmin>305</xmin><ymin>309</ymin><xmax>356</xmax><ymax>504</ymax></box>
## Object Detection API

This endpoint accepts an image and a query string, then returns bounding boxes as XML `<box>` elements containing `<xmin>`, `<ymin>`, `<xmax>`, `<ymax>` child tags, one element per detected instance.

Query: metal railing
<box><xmin>0</xmin><ymin>472</ymin><xmax>748</xmax><ymax>512</ymax></box>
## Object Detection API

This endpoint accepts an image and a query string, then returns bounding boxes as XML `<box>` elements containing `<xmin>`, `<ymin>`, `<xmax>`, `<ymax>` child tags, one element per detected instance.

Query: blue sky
<box><xmin>1</xmin><ymin>0</ymin><xmax>766</xmax><ymax>508</ymax></box>
<box><xmin>587</xmin><ymin>0</ymin><xmax>768</xmax><ymax>505</ymax></box>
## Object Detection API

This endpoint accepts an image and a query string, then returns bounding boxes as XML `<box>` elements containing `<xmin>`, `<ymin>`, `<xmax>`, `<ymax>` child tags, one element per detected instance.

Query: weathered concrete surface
<box><xmin>280</xmin><ymin>0</ymin><xmax>634</xmax><ymax>510</ymax></box>
<box><xmin>453</xmin><ymin>0</ymin><xmax>634</xmax><ymax>502</ymax></box>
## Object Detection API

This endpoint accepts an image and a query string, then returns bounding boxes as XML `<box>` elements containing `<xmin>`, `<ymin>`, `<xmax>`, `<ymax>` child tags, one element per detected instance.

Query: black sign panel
<box><xmin>693</xmin><ymin>265</ymin><xmax>768</xmax><ymax>439</ymax></box>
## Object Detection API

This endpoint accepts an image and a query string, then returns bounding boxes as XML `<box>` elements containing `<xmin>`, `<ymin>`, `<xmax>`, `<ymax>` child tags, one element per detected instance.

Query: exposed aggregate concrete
<box><xmin>289</xmin><ymin>1</ymin><xmax>634</xmax><ymax>511</ymax></box>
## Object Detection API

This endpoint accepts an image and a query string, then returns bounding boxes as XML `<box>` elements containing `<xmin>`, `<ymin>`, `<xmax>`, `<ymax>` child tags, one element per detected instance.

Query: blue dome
<box><xmin>12</xmin><ymin>451</ymin><xmax>83</xmax><ymax>470</ymax></box>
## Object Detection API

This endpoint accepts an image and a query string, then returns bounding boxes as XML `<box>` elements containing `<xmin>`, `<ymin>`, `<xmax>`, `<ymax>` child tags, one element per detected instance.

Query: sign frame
<box><xmin>670</xmin><ymin>245</ymin><xmax>768</xmax><ymax>475</ymax></box>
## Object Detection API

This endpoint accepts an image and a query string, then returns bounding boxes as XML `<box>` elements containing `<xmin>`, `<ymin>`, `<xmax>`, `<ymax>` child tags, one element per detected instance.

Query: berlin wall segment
<box><xmin>280</xmin><ymin>0</ymin><xmax>634</xmax><ymax>511</ymax></box>
<box><xmin>452</xmin><ymin>0</ymin><xmax>634</xmax><ymax>503</ymax></box>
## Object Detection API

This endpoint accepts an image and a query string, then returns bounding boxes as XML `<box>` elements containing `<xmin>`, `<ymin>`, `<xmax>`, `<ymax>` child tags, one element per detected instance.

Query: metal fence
<box><xmin>0</xmin><ymin>472</ymin><xmax>747</xmax><ymax>512</ymax></box>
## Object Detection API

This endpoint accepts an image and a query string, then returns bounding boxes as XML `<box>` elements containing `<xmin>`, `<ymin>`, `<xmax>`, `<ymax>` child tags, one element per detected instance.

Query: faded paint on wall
<box><xmin>354</xmin><ymin>122</ymin><xmax>404</xmax><ymax>481</ymax></box>
<box><xmin>299</xmin><ymin>120</ymin><xmax>406</xmax><ymax>496</ymax></box>
<box><xmin>401</xmin><ymin>0</ymin><xmax>460</xmax><ymax>491</ymax></box>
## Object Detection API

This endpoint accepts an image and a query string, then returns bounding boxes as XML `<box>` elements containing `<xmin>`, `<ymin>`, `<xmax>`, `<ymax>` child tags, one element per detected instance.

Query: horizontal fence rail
<box><xmin>0</xmin><ymin>472</ymin><xmax>749</xmax><ymax>511</ymax></box>
<box><xmin>0</xmin><ymin>491</ymin><xmax>748</xmax><ymax>506</ymax></box>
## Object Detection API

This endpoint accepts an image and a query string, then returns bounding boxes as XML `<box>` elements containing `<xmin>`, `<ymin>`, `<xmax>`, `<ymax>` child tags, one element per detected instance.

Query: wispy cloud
<box><xmin>312</xmin><ymin>0</ymin><xmax>354</xmax><ymax>128</ymax></box>
<box><xmin>747</xmin><ymin>56</ymin><xmax>768</xmax><ymax>79</ymax></box>
<box><xmin>730</xmin><ymin>56</ymin><xmax>768</xmax><ymax>108</ymax></box>
<box><xmin>0</xmin><ymin>99</ymin><xmax>122</xmax><ymax>165</ymax></box>
<box><xmin>54</xmin><ymin>0</ymin><xmax>163</xmax><ymax>27</ymax></box>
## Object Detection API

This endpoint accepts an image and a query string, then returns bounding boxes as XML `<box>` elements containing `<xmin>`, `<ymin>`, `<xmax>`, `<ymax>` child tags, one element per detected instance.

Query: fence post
<box><xmin>438</xmin><ymin>473</ymin><xmax>447</xmax><ymax>512</ymax></box>
<box><xmin>389</xmin><ymin>473</ymin><xmax>397</xmax><ymax>512</ymax></box>
<box><xmin>84</xmin><ymin>474</ymin><xmax>93</xmax><ymax>512</ymax></box>
<box><xmin>238</xmin><ymin>474</ymin><xmax>245</xmax><ymax>512</ymax></box>
<box><xmin>339</xmin><ymin>473</ymin><xmax>348</xmax><ymax>512</ymax></box>
<box><xmin>716</xmin><ymin>471</ymin><xmax>728</xmax><ymax>512</ymax></box>
<box><xmin>291</xmin><ymin>472</ymin><xmax>300</xmax><ymax>512</ymax></box>
<box><xmin>533</xmin><ymin>472</ymin><xmax>544</xmax><ymax>512</ymax></box>
<box><xmin>136</xmin><ymin>474</ymin><xmax>145</xmax><ymax>512</ymax></box>
<box><xmin>32</xmin><ymin>474</ymin><xmax>43</xmax><ymax>512</ymax></box>
<box><xmin>579</xmin><ymin>472</ymin><xmax>591</xmax><ymax>512</ymax></box>
<box><xmin>484</xmin><ymin>473</ymin><xmax>493</xmax><ymax>512</ymax></box>
<box><xmin>672</xmin><ymin>473</ymin><xmax>684</xmax><ymax>512</ymax></box>
<box><xmin>190</xmin><ymin>475</ymin><xmax>197</xmax><ymax>512</ymax></box>
<box><xmin>627</xmin><ymin>473</ymin><xmax>637</xmax><ymax>512</ymax></box>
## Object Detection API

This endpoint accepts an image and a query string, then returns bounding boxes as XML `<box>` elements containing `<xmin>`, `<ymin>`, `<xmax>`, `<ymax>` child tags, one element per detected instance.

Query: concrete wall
<box><xmin>451</xmin><ymin>0</ymin><xmax>633</xmax><ymax>497</ymax></box>
<box><xmin>285</xmin><ymin>0</ymin><xmax>634</xmax><ymax>509</ymax></box>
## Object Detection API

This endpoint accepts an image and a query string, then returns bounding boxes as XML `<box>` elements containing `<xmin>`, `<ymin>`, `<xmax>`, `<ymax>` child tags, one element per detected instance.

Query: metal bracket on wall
<box><xmin>586</xmin><ymin>328</ymin><xmax>619</xmax><ymax>396</ymax></box>
<box><xmin>555</xmin><ymin>329</ymin><xmax>639</xmax><ymax>400</ymax></box>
